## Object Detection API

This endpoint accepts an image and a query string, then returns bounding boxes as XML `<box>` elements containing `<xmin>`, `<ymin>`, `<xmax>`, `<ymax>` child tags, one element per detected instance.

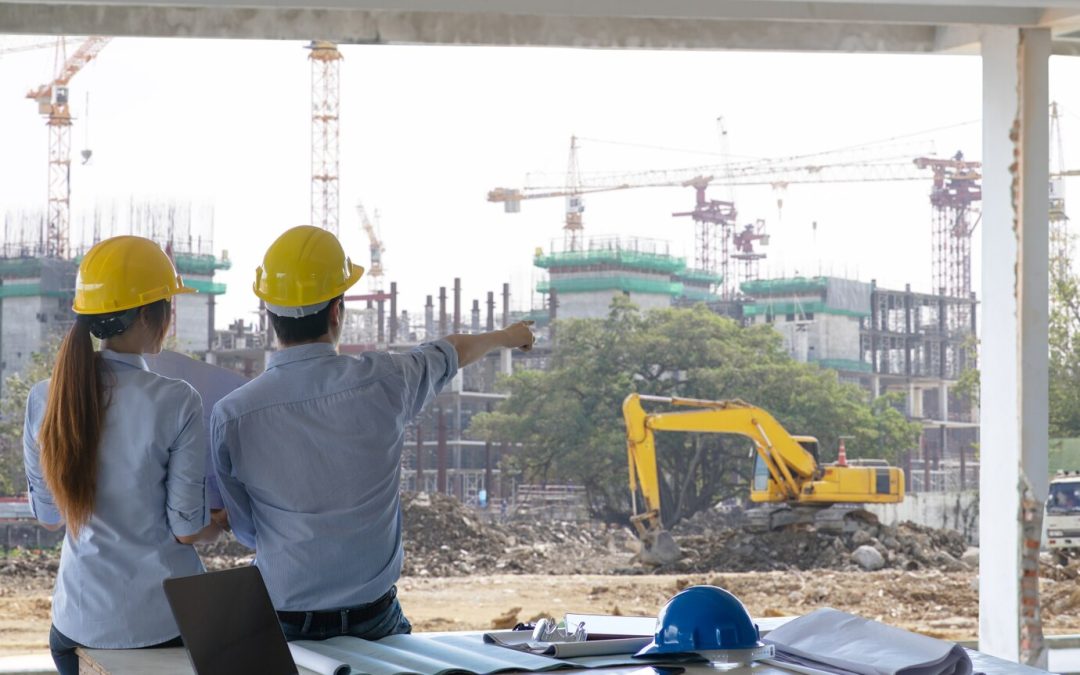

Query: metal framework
<box><xmin>25</xmin><ymin>36</ymin><xmax>110</xmax><ymax>258</ymax></box>
<box><xmin>915</xmin><ymin>153</ymin><xmax>982</xmax><ymax>330</ymax></box>
<box><xmin>672</xmin><ymin>177</ymin><xmax>736</xmax><ymax>296</ymax></box>
<box><xmin>309</xmin><ymin>40</ymin><xmax>342</xmax><ymax>236</ymax></box>
<box><xmin>1050</xmin><ymin>102</ymin><xmax>1070</xmax><ymax>272</ymax></box>
<box><xmin>563</xmin><ymin>136</ymin><xmax>584</xmax><ymax>251</ymax></box>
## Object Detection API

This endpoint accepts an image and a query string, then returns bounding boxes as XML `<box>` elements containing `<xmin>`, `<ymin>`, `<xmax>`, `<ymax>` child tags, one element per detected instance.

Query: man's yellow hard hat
<box><xmin>254</xmin><ymin>225</ymin><xmax>364</xmax><ymax>317</ymax></box>
<box><xmin>73</xmin><ymin>236</ymin><xmax>196</xmax><ymax>315</ymax></box>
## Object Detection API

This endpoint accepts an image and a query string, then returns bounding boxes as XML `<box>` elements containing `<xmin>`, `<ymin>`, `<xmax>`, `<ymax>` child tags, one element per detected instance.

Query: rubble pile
<box><xmin>0</xmin><ymin>551</ymin><xmax>57</xmax><ymax>580</ymax></box>
<box><xmin>401</xmin><ymin>492</ymin><xmax>633</xmax><ymax>576</ymax></box>
<box><xmin>670</xmin><ymin>507</ymin><xmax>970</xmax><ymax>573</ymax></box>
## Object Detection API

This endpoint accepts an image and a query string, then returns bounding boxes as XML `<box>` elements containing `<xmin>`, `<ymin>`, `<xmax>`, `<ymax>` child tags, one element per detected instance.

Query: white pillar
<box><xmin>979</xmin><ymin>26</ymin><xmax>1050</xmax><ymax>666</ymax></box>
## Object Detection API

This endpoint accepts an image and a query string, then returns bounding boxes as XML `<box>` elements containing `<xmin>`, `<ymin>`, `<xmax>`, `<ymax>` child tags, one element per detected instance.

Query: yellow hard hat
<box><xmin>254</xmin><ymin>225</ymin><xmax>364</xmax><ymax>317</ymax></box>
<box><xmin>73</xmin><ymin>236</ymin><xmax>196</xmax><ymax>315</ymax></box>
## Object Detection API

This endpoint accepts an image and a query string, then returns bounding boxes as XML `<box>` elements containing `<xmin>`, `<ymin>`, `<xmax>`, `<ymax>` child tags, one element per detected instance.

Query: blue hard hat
<box><xmin>635</xmin><ymin>585</ymin><xmax>760</xmax><ymax>657</ymax></box>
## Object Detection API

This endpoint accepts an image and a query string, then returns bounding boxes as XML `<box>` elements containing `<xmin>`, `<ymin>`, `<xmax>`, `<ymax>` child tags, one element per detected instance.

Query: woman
<box><xmin>22</xmin><ymin>236</ymin><xmax>221</xmax><ymax>674</ymax></box>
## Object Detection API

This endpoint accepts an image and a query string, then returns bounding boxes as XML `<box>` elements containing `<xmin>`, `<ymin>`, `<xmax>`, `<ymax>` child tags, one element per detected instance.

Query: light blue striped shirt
<box><xmin>23</xmin><ymin>350</ymin><xmax>209</xmax><ymax>648</ymax></box>
<box><xmin>210</xmin><ymin>341</ymin><xmax>458</xmax><ymax>612</ymax></box>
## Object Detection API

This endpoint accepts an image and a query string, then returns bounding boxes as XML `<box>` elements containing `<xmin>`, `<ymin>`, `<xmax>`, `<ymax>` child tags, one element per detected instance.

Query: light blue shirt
<box><xmin>211</xmin><ymin>341</ymin><xmax>458</xmax><ymax>612</ymax></box>
<box><xmin>23</xmin><ymin>350</ymin><xmax>209</xmax><ymax>648</ymax></box>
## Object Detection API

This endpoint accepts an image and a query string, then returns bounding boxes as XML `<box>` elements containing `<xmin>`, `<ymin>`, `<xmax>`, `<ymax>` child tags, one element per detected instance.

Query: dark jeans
<box><xmin>279</xmin><ymin>596</ymin><xmax>412</xmax><ymax>642</ymax></box>
<box><xmin>49</xmin><ymin>625</ymin><xmax>183</xmax><ymax>675</ymax></box>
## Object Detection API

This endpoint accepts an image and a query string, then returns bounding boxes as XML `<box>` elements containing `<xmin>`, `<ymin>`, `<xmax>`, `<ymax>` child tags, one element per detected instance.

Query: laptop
<box><xmin>164</xmin><ymin>566</ymin><xmax>298</xmax><ymax>675</ymax></box>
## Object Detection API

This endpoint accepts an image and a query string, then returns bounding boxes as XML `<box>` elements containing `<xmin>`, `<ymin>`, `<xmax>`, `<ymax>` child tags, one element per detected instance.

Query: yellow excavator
<box><xmin>623</xmin><ymin>393</ymin><xmax>905</xmax><ymax>566</ymax></box>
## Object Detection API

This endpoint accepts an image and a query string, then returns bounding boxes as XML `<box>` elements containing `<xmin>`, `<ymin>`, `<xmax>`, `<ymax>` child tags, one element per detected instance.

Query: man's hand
<box><xmin>211</xmin><ymin>508</ymin><xmax>231</xmax><ymax>532</ymax></box>
<box><xmin>501</xmin><ymin>321</ymin><xmax>535</xmax><ymax>351</ymax></box>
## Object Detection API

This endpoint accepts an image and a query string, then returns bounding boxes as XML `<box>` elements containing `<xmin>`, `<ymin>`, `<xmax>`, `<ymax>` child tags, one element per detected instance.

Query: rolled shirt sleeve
<box><xmin>23</xmin><ymin>382</ymin><xmax>61</xmax><ymax>526</ymax></box>
<box><xmin>165</xmin><ymin>389</ymin><xmax>210</xmax><ymax>538</ymax></box>
<box><xmin>210</xmin><ymin>406</ymin><xmax>257</xmax><ymax>549</ymax></box>
<box><xmin>391</xmin><ymin>340</ymin><xmax>460</xmax><ymax>421</ymax></box>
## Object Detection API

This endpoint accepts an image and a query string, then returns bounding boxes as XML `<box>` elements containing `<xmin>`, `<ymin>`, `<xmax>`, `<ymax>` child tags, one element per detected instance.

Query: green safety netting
<box><xmin>0</xmin><ymin>282</ymin><xmax>69</xmax><ymax>299</ymax></box>
<box><xmin>185</xmin><ymin>279</ymin><xmax>227</xmax><ymax>295</ymax></box>
<box><xmin>675</xmin><ymin>269</ymin><xmax>724</xmax><ymax>285</ymax></box>
<box><xmin>537</xmin><ymin>276</ymin><xmax>684</xmax><ymax>296</ymax></box>
<box><xmin>741</xmin><ymin>277</ymin><xmax>828</xmax><ymax>296</ymax></box>
<box><xmin>174</xmin><ymin>253</ymin><xmax>232</xmax><ymax>276</ymax></box>
<box><xmin>535</xmin><ymin>249</ymin><xmax>686</xmax><ymax>275</ymax></box>
<box><xmin>816</xmin><ymin>358</ymin><xmax>873</xmax><ymax>373</ymax></box>
<box><xmin>0</xmin><ymin>258</ymin><xmax>44</xmax><ymax>279</ymax></box>
<box><xmin>679</xmin><ymin>287</ymin><xmax>721</xmax><ymax>302</ymax></box>
<box><xmin>742</xmin><ymin>300</ymin><xmax>869</xmax><ymax>318</ymax></box>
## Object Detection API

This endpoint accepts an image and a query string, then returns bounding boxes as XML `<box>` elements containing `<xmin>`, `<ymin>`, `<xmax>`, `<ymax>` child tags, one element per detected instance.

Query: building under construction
<box><xmin>535</xmin><ymin>235</ymin><xmax>723</xmax><ymax>321</ymax></box>
<box><xmin>0</xmin><ymin>206</ymin><xmax>231</xmax><ymax>392</ymax></box>
<box><xmin>738</xmin><ymin>275</ymin><xmax>979</xmax><ymax>487</ymax></box>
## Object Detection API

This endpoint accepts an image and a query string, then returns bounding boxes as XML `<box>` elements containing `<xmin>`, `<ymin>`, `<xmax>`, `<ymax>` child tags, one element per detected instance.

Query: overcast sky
<box><xmin>1</xmin><ymin>37</ymin><xmax>1079</xmax><ymax>329</ymax></box>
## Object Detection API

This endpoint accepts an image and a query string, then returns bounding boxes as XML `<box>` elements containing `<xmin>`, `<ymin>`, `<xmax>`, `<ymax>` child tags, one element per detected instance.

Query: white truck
<box><xmin>1046</xmin><ymin>470</ymin><xmax>1080</xmax><ymax>563</ymax></box>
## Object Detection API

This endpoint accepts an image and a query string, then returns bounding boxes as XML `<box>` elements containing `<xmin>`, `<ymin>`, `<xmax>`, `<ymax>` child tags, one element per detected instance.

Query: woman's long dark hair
<box><xmin>38</xmin><ymin>300</ymin><xmax>170</xmax><ymax>535</ymax></box>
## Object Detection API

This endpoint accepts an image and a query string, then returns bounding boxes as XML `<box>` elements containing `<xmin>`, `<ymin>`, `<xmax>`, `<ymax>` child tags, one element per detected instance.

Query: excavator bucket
<box><xmin>635</xmin><ymin>529</ymin><xmax>682</xmax><ymax>567</ymax></box>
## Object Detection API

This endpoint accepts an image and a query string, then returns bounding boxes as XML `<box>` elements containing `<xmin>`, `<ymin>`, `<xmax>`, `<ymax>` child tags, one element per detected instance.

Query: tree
<box><xmin>472</xmin><ymin>299</ymin><xmax>920</xmax><ymax>524</ymax></box>
<box><xmin>0</xmin><ymin>340</ymin><xmax>59</xmax><ymax>495</ymax></box>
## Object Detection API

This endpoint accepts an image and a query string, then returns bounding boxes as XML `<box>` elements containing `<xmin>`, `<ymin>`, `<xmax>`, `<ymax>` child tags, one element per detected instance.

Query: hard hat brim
<box><xmin>252</xmin><ymin>264</ymin><xmax>364</xmax><ymax>309</ymax></box>
<box><xmin>73</xmin><ymin>283</ymin><xmax>197</xmax><ymax>315</ymax></box>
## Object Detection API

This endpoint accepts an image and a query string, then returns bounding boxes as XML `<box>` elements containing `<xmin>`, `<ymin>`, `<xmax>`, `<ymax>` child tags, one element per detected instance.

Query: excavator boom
<box><xmin>623</xmin><ymin>393</ymin><xmax>905</xmax><ymax>565</ymax></box>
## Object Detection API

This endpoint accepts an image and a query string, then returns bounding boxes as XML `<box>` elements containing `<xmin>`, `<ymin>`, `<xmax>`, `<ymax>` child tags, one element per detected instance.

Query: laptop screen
<box><xmin>164</xmin><ymin>566</ymin><xmax>298</xmax><ymax>675</ymax></box>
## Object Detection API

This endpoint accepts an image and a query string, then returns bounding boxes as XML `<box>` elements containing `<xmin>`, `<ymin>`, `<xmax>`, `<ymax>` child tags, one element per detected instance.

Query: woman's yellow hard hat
<box><xmin>254</xmin><ymin>226</ymin><xmax>364</xmax><ymax>318</ymax></box>
<box><xmin>73</xmin><ymin>236</ymin><xmax>196</xmax><ymax>315</ymax></box>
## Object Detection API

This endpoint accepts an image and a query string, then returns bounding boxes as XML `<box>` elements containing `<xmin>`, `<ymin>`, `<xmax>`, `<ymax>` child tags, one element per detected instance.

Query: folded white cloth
<box><xmin>763</xmin><ymin>608</ymin><xmax>974</xmax><ymax>675</ymax></box>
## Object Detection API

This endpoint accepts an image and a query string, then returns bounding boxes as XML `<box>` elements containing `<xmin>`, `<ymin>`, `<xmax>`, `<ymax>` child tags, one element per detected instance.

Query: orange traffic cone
<box><xmin>837</xmin><ymin>438</ymin><xmax>848</xmax><ymax>466</ymax></box>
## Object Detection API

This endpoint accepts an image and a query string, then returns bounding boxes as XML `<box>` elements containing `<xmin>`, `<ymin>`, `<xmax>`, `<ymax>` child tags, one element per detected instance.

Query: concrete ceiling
<box><xmin>1</xmin><ymin>0</ymin><xmax>1080</xmax><ymax>53</ymax></box>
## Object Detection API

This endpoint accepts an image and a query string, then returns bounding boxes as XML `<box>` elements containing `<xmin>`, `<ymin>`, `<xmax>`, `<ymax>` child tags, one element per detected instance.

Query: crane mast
<box><xmin>26</xmin><ymin>36</ymin><xmax>110</xmax><ymax>259</ymax></box>
<box><xmin>309</xmin><ymin>40</ymin><xmax>342</xmax><ymax>236</ymax></box>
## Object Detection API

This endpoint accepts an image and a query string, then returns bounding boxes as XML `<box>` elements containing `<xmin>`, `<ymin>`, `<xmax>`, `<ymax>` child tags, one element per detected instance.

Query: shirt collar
<box><xmin>266</xmin><ymin>342</ymin><xmax>338</xmax><ymax>371</ymax></box>
<box><xmin>99</xmin><ymin>349</ymin><xmax>149</xmax><ymax>371</ymax></box>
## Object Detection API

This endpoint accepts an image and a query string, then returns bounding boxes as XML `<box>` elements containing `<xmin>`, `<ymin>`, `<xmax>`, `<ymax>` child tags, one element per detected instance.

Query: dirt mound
<box><xmin>400</xmin><ymin>491</ymin><xmax>634</xmax><ymax>576</ymax></box>
<box><xmin>668</xmin><ymin>507</ymin><xmax>969</xmax><ymax>573</ymax></box>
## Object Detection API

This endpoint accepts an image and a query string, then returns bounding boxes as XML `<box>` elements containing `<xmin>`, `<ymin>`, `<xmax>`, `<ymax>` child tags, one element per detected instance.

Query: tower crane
<box><xmin>356</xmin><ymin>202</ymin><xmax>385</xmax><ymax>292</ymax></box>
<box><xmin>308</xmin><ymin>40</ymin><xmax>342</xmax><ymax>237</ymax></box>
<box><xmin>1050</xmin><ymin>101</ymin><xmax>1070</xmax><ymax>269</ymax></box>
<box><xmin>489</xmin><ymin>141</ymin><xmax>983</xmax><ymax>300</ymax></box>
<box><xmin>0</xmin><ymin>40</ymin><xmax>58</xmax><ymax>58</ymax></box>
<box><xmin>26</xmin><ymin>36</ymin><xmax>110</xmax><ymax>259</ymax></box>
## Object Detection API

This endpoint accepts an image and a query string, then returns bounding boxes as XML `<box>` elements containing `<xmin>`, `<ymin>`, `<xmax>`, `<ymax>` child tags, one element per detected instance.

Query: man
<box><xmin>211</xmin><ymin>225</ymin><xmax>534</xmax><ymax>642</ymax></box>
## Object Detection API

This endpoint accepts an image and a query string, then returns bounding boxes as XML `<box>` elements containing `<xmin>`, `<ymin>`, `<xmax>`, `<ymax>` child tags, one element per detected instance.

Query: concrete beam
<box><xmin>0</xmin><ymin>4</ymin><xmax>949</xmax><ymax>51</ymax></box>
<box><xmin>979</xmin><ymin>25</ymin><xmax>1050</xmax><ymax>667</ymax></box>
<box><xmin>0</xmin><ymin>0</ymin><xmax>1055</xmax><ymax>24</ymax></box>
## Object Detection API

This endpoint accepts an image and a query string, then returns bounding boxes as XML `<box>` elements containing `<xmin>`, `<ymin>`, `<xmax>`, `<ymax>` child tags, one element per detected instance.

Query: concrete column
<box><xmin>437</xmin><ymin>408</ymin><xmax>448</xmax><ymax>494</ymax></box>
<box><xmin>439</xmin><ymin>286</ymin><xmax>447</xmax><ymax>337</ymax></box>
<box><xmin>389</xmin><ymin>281</ymin><xmax>398</xmax><ymax>344</ymax></box>
<box><xmin>453</xmin><ymin>277</ymin><xmax>461</xmax><ymax>333</ymax></box>
<box><xmin>939</xmin><ymin>382</ymin><xmax>949</xmax><ymax>421</ymax></box>
<box><xmin>502</xmin><ymin>283</ymin><xmax>510</xmax><ymax>328</ymax></box>
<box><xmin>425</xmin><ymin>295</ymin><xmax>434</xmax><ymax>340</ymax></box>
<box><xmin>979</xmin><ymin>26</ymin><xmax>1050</xmax><ymax>666</ymax></box>
<box><xmin>415</xmin><ymin>423</ymin><xmax>424</xmax><ymax>491</ymax></box>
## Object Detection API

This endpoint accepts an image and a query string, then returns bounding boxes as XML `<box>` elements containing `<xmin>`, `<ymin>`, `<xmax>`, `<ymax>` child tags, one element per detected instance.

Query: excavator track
<box><xmin>745</xmin><ymin>504</ymin><xmax>880</xmax><ymax>533</ymax></box>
